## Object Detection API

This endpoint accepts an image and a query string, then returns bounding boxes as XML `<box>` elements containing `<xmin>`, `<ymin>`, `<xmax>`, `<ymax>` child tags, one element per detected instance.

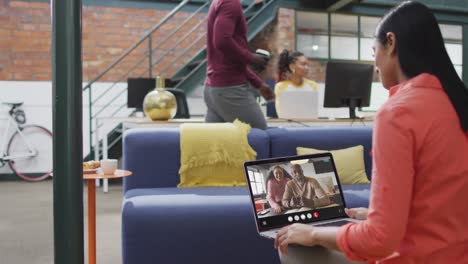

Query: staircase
<box><xmin>83</xmin><ymin>0</ymin><xmax>279</xmax><ymax>161</ymax></box>
<box><xmin>169</xmin><ymin>0</ymin><xmax>278</xmax><ymax>94</ymax></box>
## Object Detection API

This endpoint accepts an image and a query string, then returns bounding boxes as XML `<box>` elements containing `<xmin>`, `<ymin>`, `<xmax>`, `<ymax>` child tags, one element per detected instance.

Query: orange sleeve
<box><xmin>337</xmin><ymin>106</ymin><xmax>416</xmax><ymax>261</ymax></box>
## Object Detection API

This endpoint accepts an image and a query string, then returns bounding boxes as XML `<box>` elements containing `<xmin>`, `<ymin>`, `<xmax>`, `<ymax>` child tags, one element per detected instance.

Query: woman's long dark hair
<box><xmin>376</xmin><ymin>1</ymin><xmax>468</xmax><ymax>131</ymax></box>
<box><xmin>277</xmin><ymin>49</ymin><xmax>304</xmax><ymax>82</ymax></box>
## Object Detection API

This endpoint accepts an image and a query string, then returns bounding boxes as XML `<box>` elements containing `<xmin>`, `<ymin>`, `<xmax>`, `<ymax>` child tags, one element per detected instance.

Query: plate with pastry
<box><xmin>83</xmin><ymin>160</ymin><xmax>101</xmax><ymax>174</ymax></box>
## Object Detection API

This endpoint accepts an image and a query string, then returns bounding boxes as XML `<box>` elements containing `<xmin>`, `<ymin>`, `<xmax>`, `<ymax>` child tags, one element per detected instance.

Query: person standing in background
<box><xmin>204</xmin><ymin>0</ymin><xmax>275</xmax><ymax>130</ymax></box>
<box><xmin>274</xmin><ymin>50</ymin><xmax>318</xmax><ymax>117</ymax></box>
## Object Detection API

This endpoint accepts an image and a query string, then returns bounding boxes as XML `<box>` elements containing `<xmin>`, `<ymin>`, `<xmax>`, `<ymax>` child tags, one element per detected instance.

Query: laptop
<box><xmin>244</xmin><ymin>152</ymin><xmax>360</xmax><ymax>239</ymax></box>
<box><xmin>276</xmin><ymin>90</ymin><xmax>319</xmax><ymax>119</ymax></box>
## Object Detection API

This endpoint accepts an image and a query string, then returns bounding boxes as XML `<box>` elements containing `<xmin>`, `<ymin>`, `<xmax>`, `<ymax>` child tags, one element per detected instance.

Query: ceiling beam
<box><xmin>327</xmin><ymin>0</ymin><xmax>357</xmax><ymax>11</ymax></box>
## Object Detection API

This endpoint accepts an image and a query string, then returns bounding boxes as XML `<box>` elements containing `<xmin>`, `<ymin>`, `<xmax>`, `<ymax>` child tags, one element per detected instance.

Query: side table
<box><xmin>84</xmin><ymin>169</ymin><xmax>132</xmax><ymax>264</ymax></box>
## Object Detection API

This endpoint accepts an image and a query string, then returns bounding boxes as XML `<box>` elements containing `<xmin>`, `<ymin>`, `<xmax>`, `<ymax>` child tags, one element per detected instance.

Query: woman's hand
<box><xmin>272</xmin><ymin>205</ymin><xmax>284</xmax><ymax>214</ymax></box>
<box><xmin>251</xmin><ymin>53</ymin><xmax>269</xmax><ymax>68</ymax></box>
<box><xmin>274</xmin><ymin>224</ymin><xmax>316</xmax><ymax>254</ymax></box>
<box><xmin>345</xmin><ymin>207</ymin><xmax>369</xmax><ymax>220</ymax></box>
<box><xmin>258</xmin><ymin>83</ymin><xmax>275</xmax><ymax>102</ymax></box>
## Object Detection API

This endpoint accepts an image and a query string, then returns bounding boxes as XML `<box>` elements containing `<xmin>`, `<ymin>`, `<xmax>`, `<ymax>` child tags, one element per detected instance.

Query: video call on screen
<box><xmin>247</xmin><ymin>156</ymin><xmax>345</xmax><ymax>229</ymax></box>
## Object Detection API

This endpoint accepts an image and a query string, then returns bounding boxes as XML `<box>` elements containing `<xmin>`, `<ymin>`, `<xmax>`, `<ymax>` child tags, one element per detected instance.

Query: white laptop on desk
<box><xmin>244</xmin><ymin>153</ymin><xmax>360</xmax><ymax>239</ymax></box>
<box><xmin>276</xmin><ymin>90</ymin><xmax>319</xmax><ymax>119</ymax></box>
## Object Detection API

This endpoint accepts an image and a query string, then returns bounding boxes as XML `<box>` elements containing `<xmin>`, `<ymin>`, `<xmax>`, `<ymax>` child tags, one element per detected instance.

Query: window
<box><xmin>360</xmin><ymin>16</ymin><xmax>380</xmax><ymax>61</ymax></box>
<box><xmin>248</xmin><ymin>170</ymin><xmax>265</xmax><ymax>195</ymax></box>
<box><xmin>295</xmin><ymin>11</ymin><xmax>464</xmax><ymax>113</ymax></box>
<box><xmin>297</xmin><ymin>12</ymin><xmax>328</xmax><ymax>58</ymax></box>
<box><xmin>331</xmin><ymin>14</ymin><xmax>358</xmax><ymax>60</ymax></box>
<box><xmin>440</xmin><ymin>24</ymin><xmax>463</xmax><ymax>78</ymax></box>
<box><xmin>297</xmin><ymin>13</ymin><xmax>379</xmax><ymax>61</ymax></box>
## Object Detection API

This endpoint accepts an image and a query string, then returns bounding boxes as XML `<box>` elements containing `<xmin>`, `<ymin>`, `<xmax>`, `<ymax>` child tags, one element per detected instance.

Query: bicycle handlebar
<box><xmin>3</xmin><ymin>103</ymin><xmax>27</xmax><ymax>125</ymax></box>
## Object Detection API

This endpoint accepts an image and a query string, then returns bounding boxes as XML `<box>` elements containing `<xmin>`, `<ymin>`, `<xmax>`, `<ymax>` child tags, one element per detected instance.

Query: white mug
<box><xmin>100</xmin><ymin>159</ymin><xmax>118</xmax><ymax>175</ymax></box>
<box><xmin>255</xmin><ymin>48</ymin><xmax>270</xmax><ymax>59</ymax></box>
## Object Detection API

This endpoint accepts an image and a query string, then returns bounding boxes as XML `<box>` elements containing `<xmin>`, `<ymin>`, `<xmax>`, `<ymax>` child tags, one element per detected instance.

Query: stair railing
<box><xmin>82</xmin><ymin>0</ymin><xmax>202</xmax><ymax>158</ymax></box>
<box><xmin>83</xmin><ymin>0</ymin><xmax>270</xmax><ymax>159</ymax></box>
<box><xmin>90</xmin><ymin>1</ymin><xmax>210</xmax><ymax>120</ymax></box>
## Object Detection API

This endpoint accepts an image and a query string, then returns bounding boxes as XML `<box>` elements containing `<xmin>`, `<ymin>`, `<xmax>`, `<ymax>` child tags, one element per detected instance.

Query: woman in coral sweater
<box><xmin>275</xmin><ymin>1</ymin><xmax>468</xmax><ymax>263</ymax></box>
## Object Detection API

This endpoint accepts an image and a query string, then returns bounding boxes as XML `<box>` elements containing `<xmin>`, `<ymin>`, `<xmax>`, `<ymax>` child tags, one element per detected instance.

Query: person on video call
<box><xmin>203</xmin><ymin>0</ymin><xmax>275</xmax><ymax>130</ymax></box>
<box><xmin>274</xmin><ymin>49</ymin><xmax>318</xmax><ymax>114</ymax></box>
<box><xmin>282</xmin><ymin>164</ymin><xmax>330</xmax><ymax>210</ymax></box>
<box><xmin>275</xmin><ymin>2</ymin><xmax>468</xmax><ymax>264</ymax></box>
<box><xmin>266</xmin><ymin>165</ymin><xmax>292</xmax><ymax>214</ymax></box>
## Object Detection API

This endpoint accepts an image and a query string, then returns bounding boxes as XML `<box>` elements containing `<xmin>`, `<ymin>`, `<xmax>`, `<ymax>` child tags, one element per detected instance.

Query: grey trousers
<box><xmin>279</xmin><ymin>245</ymin><xmax>365</xmax><ymax>264</ymax></box>
<box><xmin>203</xmin><ymin>83</ymin><xmax>267</xmax><ymax>130</ymax></box>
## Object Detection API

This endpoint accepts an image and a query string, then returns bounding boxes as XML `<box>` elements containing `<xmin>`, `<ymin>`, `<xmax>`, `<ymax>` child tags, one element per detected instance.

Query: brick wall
<box><xmin>1</xmin><ymin>2</ymin><xmax>328</xmax><ymax>83</ymax></box>
<box><xmin>0</xmin><ymin>0</ymin><xmax>50</xmax><ymax>80</ymax></box>
<box><xmin>0</xmin><ymin>0</ymin><xmax>205</xmax><ymax>82</ymax></box>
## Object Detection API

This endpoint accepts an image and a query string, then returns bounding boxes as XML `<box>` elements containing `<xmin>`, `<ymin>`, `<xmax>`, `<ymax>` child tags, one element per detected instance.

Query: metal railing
<box><xmin>82</xmin><ymin>0</ymin><xmax>205</xmax><ymax>157</ymax></box>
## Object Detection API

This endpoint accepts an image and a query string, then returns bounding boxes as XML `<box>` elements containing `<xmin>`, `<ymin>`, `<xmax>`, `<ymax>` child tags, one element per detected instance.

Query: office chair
<box><xmin>166</xmin><ymin>88</ymin><xmax>190</xmax><ymax>118</ymax></box>
<box><xmin>265</xmin><ymin>78</ymin><xmax>278</xmax><ymax>118</ymax></box>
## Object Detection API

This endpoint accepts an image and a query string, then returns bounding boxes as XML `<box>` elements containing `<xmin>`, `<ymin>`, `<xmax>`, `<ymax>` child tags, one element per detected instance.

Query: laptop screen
<box><xmin>244</xmin><ymin>153</ymin><xmax>347</xmax><ymax>231</ymax></box>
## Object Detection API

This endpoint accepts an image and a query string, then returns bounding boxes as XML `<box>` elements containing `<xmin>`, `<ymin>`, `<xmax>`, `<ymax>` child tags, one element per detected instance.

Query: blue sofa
<box><xmin>122</xmin><ymin>127</ymin><xmax>372</xmax><ymax>264</ymax></box>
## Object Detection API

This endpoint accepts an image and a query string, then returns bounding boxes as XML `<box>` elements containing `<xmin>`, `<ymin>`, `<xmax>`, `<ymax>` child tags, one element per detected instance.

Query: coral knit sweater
<box><xmin>205</xmin><ymin>0</ymin><xmax>262</xmax><ymax>88</ymax></box>
<box><xmin>337</xmin><ymin>73</ymin><xmax>468</xmax><ymax>263</ymax></box>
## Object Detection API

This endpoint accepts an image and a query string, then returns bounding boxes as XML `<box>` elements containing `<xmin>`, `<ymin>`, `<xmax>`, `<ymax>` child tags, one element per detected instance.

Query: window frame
<box><xmin>248</xmin><ymin>168</ymin><xmax>266</xmax><ymax>196</ymax></box>
<box><xmin>295</xmin><ymin>11</ymin><xmax>464</xmax><ymax>112</ymax></box>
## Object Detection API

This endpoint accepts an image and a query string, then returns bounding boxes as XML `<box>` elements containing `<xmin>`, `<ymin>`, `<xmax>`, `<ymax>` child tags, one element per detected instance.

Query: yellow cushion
<box><xmin>178</xmin><ymin>120</ymin><xmax>256</xmax><ymax>187</ymax></box>
<box><xmin>296</xmin><ymin>145</ymin><xmax>370</xmax><ymax>184</ymax></box>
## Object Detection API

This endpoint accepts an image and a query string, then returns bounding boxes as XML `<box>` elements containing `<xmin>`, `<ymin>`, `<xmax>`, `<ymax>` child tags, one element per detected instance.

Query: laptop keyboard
<box><xmin>314</xmin><ymin>220</ymin><xmax>352</xmax><ymax>227</ymax></box>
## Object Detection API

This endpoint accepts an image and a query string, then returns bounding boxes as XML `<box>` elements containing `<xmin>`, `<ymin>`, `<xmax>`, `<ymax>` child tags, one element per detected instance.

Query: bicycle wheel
<box><xmin>7</xmin><ymin>125</ymin><xmax>53</xmax><ymax>181</ymax></box>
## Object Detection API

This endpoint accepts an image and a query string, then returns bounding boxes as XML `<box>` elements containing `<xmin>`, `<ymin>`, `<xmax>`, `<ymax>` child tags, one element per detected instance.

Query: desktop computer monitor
<box><xmin>324</xmin><ymin>62</ymin><xmax>374</xmax><ymax>119</ymax></box>
<box><xmin>127</xmin><ymin>78</ymin><xmax>156</xmax><ymax>111</ymax></box>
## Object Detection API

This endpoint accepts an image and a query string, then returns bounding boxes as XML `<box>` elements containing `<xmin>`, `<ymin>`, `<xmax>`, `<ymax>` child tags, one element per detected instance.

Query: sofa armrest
<box><xmin>123</xmin><ymin>128</ymin><xmax>181</xmax><ymax>192</ymax></box>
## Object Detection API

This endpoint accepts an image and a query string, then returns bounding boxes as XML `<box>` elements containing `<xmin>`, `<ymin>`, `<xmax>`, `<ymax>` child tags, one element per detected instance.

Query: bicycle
<box><xmin>0</xmin><ymin>102</ymin><xmax>53</xmax><ymax>181</ymax></box>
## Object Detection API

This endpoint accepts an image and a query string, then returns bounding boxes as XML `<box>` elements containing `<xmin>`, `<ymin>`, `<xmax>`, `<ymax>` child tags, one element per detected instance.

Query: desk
<box><xmin>121</xmin><ymin>116</ymin><xmax>374</xmax><ymax>130</ymax></box>
<box><xmin>266</xmin><ymin>117</ymin><xmax>373</xmax><ymax>127</ymax></box>
<box><xmin>84</xmin><ymin>170</ymin><xmax>132</xmax><ymax>264</ymax></box>
<box><xmin>122</xmin><ymin>117</ymin><xmax>205</xmax><ymax>130</ymax></box>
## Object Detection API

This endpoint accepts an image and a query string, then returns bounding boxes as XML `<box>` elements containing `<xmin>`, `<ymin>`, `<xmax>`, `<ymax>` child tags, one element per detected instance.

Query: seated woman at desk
<box><xmin>266</xmin><ymin>165</ymin><xmax>292</xmax><ymax>214</ymax></box>
<box><xmin>274</xmin><ymin>49</ymin><xmax>319</xmax><ymax>118</ymax></box>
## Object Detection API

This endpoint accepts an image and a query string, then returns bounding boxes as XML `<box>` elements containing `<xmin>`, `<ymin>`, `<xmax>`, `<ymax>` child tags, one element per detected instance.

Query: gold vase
<box><xmin>143</xmin><ymin>77</ymin><xmax>177</xmax><ymax>121</ymax></box>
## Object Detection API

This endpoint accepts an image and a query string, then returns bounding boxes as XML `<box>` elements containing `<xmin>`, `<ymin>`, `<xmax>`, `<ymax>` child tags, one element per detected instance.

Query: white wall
<box><xmin>0</xmin><ymin>81</ymin><xmax>134</xmax><ymax>174</ymax></box>
<box><xmin>0</xmin><ymin>82</ymin><xmax>53</xmax><ymax>174</ymax></box>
